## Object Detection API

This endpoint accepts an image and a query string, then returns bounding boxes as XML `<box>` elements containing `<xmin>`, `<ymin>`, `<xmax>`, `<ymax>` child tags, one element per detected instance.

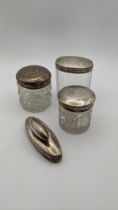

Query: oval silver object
<box><xmin>25</xmin><ymin>117</ymin><xmax>62</xmax><ymax>163</ymax></box>
<box><xmin>58</xmin><ymin>85</ymin><xmax>96</xmax><ymax>112</ymax></box>
<box><xmin>56</xmin><ymin>56</ymin><xmax>93</xmax><ymax>73</ymax></box>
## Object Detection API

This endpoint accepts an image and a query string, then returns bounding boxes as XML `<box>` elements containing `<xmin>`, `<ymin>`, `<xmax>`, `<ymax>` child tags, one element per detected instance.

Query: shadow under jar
<box><xmin>16</xmin><ymin>65</ymin><xmax>51</xmax><ymax>112</ymax></box>
<box><xmin>55</xmin><ymin>56</ymin><xmax>94</xmax><ymax>92</ymax></box>
<box><xmin>58</xmin><ymin>86</ymin><xmax>96</xmax><ymax>134</ymax></box>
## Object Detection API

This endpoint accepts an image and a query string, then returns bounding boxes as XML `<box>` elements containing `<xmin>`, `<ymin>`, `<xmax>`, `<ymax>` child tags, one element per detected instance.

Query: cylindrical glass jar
<box><xmin>58</xmin><ymin>86</ymin><xmax>96</xmax><ymax>134</ymax></box>
<box><xmin>16</xmin><ymin>65</ymin><xmax>51</xmax><ymax>112</ymax></box>
<box><xmin>56</xmin><ymin>56</ymin><xmax>93</xmax><ymax>92</ymax></box>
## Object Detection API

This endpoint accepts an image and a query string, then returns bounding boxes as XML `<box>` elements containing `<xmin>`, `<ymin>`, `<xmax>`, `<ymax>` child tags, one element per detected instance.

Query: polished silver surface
<box><xmin>16</xmin><ymin>65</ymin><xmax>51</xmax><ymax>89</ymax></box>
<box><xmin>58</xmin><ymin>85</ymin><xmax>96</xmax><ymax>112</ymax></box>
<box><xmin>56</xmin><ymin>56</ymin><xmax>93</xmax><ymax>73</ymax></box>
<box><xmin>25</xmin><ymin>117</ymin><xmax>62</xmax><ymax>163</ymax></box>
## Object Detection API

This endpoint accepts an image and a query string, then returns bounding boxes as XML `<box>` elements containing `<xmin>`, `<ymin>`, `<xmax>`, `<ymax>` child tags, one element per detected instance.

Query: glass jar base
<box><xmin>59</xmin><ymin>122</ymin><xmax>90</xmax><ymax>134</ymax></box>
<box><xmin>59</xmin><ymin>105</ymin><xmax>92</xmax><ymax>134</ymax></box>
<box><xmin>19</xmin><ymin>101</ymin><xmax>51</xmax><ymax>113</ymax></box>
<box><xmin>17</xmin><ymin>83</ymin><xmax>51</xmax><ymax>113</ymax></box>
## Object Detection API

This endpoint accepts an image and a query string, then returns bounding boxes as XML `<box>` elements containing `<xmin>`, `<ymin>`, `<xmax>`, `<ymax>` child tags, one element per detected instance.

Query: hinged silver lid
<box><xmin>58</xmin><ymin>86</ymin><xmax>96</xmax><ymax>112</ymax></box>
<box><xmin>16</xmin><ymin>65</ymin><xmax>51</xmax><ymax>89</ymax></box>
<box><xmin>56</xmin><ymin>56</ymin><xmax>93</xmax><ymax>73</ymax></box>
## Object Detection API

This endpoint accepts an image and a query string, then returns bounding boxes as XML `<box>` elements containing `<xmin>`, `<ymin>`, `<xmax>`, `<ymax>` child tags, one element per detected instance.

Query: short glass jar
<box><xmin>16</xmin><ymin>65</ymin><xmax>51</xmax><ymax>112</ymax></box>
<box><xmin>58</xmin><ymin>85</ymin><xmax>96</xmax><ymax>134</ymax></box>
<box><xmin>56</xmin><ymin>56</ymin><xmax>93</xmax><ymax>92</ymax></box>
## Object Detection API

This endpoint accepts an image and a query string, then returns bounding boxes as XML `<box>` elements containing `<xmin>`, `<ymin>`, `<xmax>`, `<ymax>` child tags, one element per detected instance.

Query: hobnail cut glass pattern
<box><xmin>17</xmin><ymin>83</ymin><xmax>51</xmax><ymax>112</ymax></box>
<box><xmin>59</xmin><ymin>105</ymin><xmax>92</xmax><ymax>134</ymax></box>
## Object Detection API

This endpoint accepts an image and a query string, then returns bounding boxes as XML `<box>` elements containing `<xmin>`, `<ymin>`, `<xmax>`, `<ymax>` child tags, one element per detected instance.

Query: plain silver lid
<box><xmin>56</xmin><ymin>56</ymin><xmax>93</xmax><ymax>73</ymax></box>
<box><xmin>58</xmin><ymin>85</ymin><xmax>96</xmax><ymax>112</ymax></box>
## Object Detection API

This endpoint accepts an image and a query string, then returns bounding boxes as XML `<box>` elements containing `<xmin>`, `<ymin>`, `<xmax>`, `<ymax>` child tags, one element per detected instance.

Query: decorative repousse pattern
<box><xmin>59</xmin><ymin>105</ymin><xmax>92</xmax><ymax>134</ymax></box>
<box><xmin>18</xmin><ymin>83</ymin><xmax>51</xmax><ymax>112</ymax></box>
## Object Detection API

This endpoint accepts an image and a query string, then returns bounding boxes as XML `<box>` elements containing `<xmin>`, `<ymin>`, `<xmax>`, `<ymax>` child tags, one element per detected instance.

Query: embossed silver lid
<box><xmin>58</xmin><ymin>85</ymin><xmax>96</xmax><ymax>112</ymax></box>
<box><xmin>56</xmin><ymin>56</ymin><xmax>93</xmax><ymax>73</ymax></box>
<box><xmin>16</xmin><ymin>65</ymin><xmax>51</xmax><ymax>89</ymax></box>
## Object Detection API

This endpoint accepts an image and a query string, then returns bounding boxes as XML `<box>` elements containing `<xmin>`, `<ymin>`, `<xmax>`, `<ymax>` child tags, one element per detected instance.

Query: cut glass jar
<box><xmin>16</xmin><ymin>65</ymin><xmax>51</xmax><ymax>112</ymax></box>
<box><xmin>58</xmin><ymin>85</ymin><xmax>96</xmax><ymax>134</ymax></box>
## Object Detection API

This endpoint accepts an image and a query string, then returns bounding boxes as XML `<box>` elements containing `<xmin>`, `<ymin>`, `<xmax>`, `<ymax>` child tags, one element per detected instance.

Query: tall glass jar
<box><xmin>55</xmin><ymin>56</ymin><xmax>93</xmax><ymax>92</ymax></box>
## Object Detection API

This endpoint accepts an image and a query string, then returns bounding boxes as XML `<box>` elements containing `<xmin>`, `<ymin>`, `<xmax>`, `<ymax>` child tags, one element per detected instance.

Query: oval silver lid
<box><xmin>16</xmin><ymin>65</ymin><xmax>51</xmax><ymax>89</ymax></box>
<box><xmin>58</xmin><ymin>85</ymin><xmax>96</xmax><ymax>112</ymax></box>
<box><xmin>25</xmin><ymin>117</ymin><xmax>62</xmax><ymax>163</ymax></box>
<box><xmin>56</xmin><ymin>56</ymin><xmax>93</xmax><ymax>73</ymax></box>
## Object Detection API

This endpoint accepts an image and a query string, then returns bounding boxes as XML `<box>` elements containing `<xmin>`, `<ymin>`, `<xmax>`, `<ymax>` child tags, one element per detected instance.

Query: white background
<box><xmin>0</xmin><ymin>0</ymin><xmax>118</xmax><ymax>209</ymax></box>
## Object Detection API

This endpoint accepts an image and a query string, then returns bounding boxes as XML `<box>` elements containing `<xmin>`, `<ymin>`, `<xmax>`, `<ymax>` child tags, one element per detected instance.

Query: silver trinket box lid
<box><xmin>58</xmin><ymin>85</ymin><xmax>96</xmax><ymax>112</ymax></box>
<box><xmin>25</xmin><ymin>117</ymin><xmax>62</xmax><ymax>163</ymax></box>
<box><xmin>16</xmin><ymin>65</ymin><xmax>51</xmax><ymax>89</ymax></box>
<box><xmin>56</xmin><ymin>56</ymin><xmax>93</xmax><ymax>73</ymax></box>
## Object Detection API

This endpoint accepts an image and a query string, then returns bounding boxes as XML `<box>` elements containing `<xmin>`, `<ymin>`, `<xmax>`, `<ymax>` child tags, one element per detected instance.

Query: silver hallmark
<box><xmin>25</xmin><ymin>117</ymin><xmax>62</xmax><ymax>163</ymax></box>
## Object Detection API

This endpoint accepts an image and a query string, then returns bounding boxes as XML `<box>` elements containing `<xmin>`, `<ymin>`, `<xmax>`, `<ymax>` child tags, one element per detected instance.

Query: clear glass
<box><xmin>17</xmin><ymin>83</ymin><xmax>52</xmax><ymax>112</ymax></box>
<box><xmin>56</xmin><ymin>69</ymin><xmax>92</xmax><ymax>92</ymax></box>
<box><xmin>59</xmin><ymin>105</ymin><xmax>93</xmax><ymax>134</ymax></box>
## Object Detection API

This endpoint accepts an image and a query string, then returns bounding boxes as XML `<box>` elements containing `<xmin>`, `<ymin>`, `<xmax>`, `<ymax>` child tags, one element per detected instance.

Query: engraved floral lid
<box><xmin>58</xmin><ymin>86</ymin><xmax>96</xmax><ymax>112</ymax></box>
<box><xmin>56</xmin><ymin>56</ymin><xmax>93</xmax><ymax>73</ymax></box>
<box><xmin>16</xmin><ymin>65</ymin><xmax>51</xmax><ymax>89</ymax></box>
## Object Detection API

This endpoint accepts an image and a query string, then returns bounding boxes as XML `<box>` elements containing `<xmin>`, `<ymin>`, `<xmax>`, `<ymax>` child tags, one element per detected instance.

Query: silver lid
<box><xmin>58</xmin><ymin>85</ymin><xmax>96</xmax><ymax>112</ymax></box>
<box><xmin>56</xmin><ymin>56</ymin><xmax>93</xmax><ymax>73</ymax></box>
<box><xmin>25</xmin><ymin>117</ymin><xmax>62</xmax><ymax>163</ymax></box>
<box><xmin>16</xmin><ymin>65</ymin><xmax>51</xmax><ymax>89</ymax></box>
